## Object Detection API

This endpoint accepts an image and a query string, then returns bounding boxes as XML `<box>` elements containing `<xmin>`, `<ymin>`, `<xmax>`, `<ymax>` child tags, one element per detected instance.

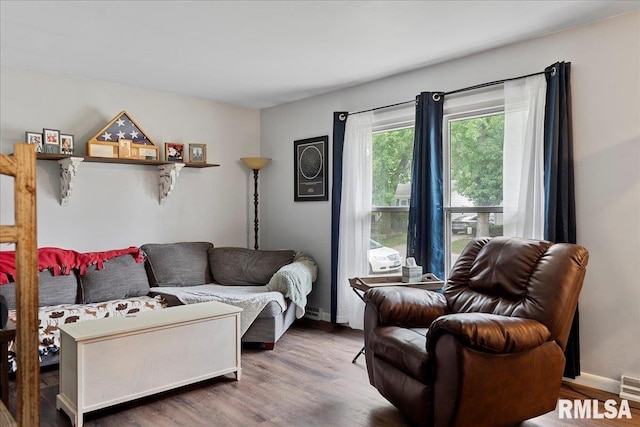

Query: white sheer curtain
<box><xmin>336</xmin><ymin>112</ymin><xmax>373</xmax><ymax>329</ymax></box>
<box><xmin>503</xmin><ymin>75</ymin><xmax>547</xmax><ymax>239</ymax></box>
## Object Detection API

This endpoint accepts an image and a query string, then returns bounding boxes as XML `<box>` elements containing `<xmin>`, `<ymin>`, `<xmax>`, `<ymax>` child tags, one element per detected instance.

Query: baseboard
<box><xmin>564</xmin><ymin>372</ymin><xmax>620</xmax><ymax>394</ymax></box>
<box><xmin>303</xmin><ymin>307</ymin><xmax>332</xmax><ymax>322</ymax></box>
<box><xmin>310</xmin><ymin>313</ymin><xmax>338</xmax><ymax>323</ymax></box>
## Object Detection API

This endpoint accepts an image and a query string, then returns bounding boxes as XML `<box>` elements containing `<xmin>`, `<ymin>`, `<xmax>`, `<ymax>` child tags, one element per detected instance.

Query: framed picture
<box><xmin>60</xmin><ymin>134</ymin><xmax>74</xmax><ymax>155</ymax></box>
<box><xmin>165</xmin><ymin>143</ymin><xmax>184</xmax><ymax>162</ymax></box>
<box><xmin>188</xmin><ymin>144</ymin><xmax>206</xmax><ymax>163</ymax></box>
<box><xmin>43</xmin><ymin>128</ymin><xmax>60</xmax><ymax>154</ymax></box>
<box><xmin>294</xmin><ymin>135</ymin><xmax>329</xmax><ymax>202</ymax></box>
<box><xmin>132</xmin><ymin>144</ymin><xmax>159</xmax><ymax>161</ymax></box>
<box><xmin>118</xmin><ymin>138</ymin><xmax>132</xmax><ymax>158</ymax></box>
<box><xmin>25</xmin><ymin>131</ymin><xmax>43</xmax><ymax>153</ymax></box>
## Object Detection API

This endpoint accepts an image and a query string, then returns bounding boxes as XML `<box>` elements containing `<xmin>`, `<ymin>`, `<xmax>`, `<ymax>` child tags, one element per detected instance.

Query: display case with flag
<box><xmin>87</xmin><ymin>111</ymin><xmax>159</xmax><ymax>160</ymax></box>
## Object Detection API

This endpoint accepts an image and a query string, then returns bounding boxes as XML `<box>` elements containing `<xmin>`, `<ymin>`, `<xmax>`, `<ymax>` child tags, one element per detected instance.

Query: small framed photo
<box><xmin>133</xmin><ymin>144</ymin><xmax>159</xmax><ymax>161</ymax></box>
<box><xmin>188</xmin><ymin>144</ymin><xmax>206</xmax><ymax>163</ymax></box>
<box><xmin>43</xmin><ymin>128</ymin><xmax>60</xmax><ymax>154</ymax></box>
<box><xmin>60</xmin><ymin>134</ymin><xmax>74</xmax><ymax>155</ymax></box>
<box><xmin>118</xmin><ymin>138</ymin><xmax>132</xmax><ymax>158</ymax></box>
<box><xmin>25</xmin><ymin>131</ymin><xmax>43</xmax><ymax>153</ymax></box>
<box><xmin>165</xmin><ymin>142</ymin><xmax>184</xmax><ymax>162</ymax></box>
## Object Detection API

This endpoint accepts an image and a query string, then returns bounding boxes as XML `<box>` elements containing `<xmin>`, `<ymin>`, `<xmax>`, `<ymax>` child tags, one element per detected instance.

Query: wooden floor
<box><xmin>6</xmin><ymin>319</ymin><xmax>640</xmax><ymax>426</ymax></box>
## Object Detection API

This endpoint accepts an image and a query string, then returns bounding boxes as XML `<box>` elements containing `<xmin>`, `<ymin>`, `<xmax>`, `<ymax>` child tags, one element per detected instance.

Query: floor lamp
<box><xmin>241</xmin><ymin>157</ymin><xmax>271</xmax><ymax>250</ymax></box>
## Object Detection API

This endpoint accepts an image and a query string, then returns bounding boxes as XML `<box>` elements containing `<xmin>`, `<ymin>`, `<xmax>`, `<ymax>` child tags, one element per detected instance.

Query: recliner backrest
<box><xmin>443</xmin><ymin>236</ymin><xmax>589</xmax><ymax>349</ymax></box>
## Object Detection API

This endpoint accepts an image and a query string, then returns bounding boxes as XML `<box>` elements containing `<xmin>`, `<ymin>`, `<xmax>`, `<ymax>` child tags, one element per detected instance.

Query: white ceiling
<box><xmin>1</xmin><ymin>1</ymin><xmax>638</xmax><ymax>109</ymax></box>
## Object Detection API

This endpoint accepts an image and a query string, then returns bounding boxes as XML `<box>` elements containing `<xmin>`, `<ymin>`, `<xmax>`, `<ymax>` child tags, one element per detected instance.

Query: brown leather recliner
<box><xmin>364</xmin><ymin>236</ymin><xmax>589</xmax><ymax>427</ymax></box>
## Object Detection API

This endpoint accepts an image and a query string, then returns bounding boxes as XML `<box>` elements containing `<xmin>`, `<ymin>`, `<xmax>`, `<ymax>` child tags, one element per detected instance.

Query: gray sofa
<box><xmin>142</xmin><ymin>242</ymin><xmax>313</xmax><ymax>349</ymax></box>
<box><xmin>0</xmin><ymin>242</ymin><xmax>316</xmax><ymax>370</ymax></box>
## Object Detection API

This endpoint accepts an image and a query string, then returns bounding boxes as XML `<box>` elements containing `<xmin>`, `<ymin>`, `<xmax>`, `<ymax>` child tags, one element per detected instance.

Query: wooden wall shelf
<box><xmin>182</xmin><ymin>162</ymin><xmax>220</xmax><ymax>169</ymax></box>
<box><xmin>35</xmin><ymin>154</ymin><xmax>219</xmax><ymax>205</ymax></box>
<box><xmin>83</xmin><ymin>156</ymin><xmax>168</xmax><ymax>166</ymax></box>
<box><xmin>36</xmin><ymin>153</ymin><xmax>220</xmax><ymax>168</ymax></box>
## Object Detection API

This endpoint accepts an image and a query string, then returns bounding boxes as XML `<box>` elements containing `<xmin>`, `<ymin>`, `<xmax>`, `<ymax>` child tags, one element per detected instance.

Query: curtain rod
<box><xmin>349</xmin><ymin>67</ymin><xmax>554</xmax><ymax>115</ymax></box>
<box><xmin>349</xmin><ymin>99</ymin><xmax>416</xmax><ymax>116</ymax></box>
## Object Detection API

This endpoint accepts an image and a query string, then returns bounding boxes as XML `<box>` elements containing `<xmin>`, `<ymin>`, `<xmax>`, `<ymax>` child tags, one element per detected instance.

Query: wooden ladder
<box><xmin>0</xmin><ymin>144</ymin><xmax>40</xmax><ymax>426</ymax></box>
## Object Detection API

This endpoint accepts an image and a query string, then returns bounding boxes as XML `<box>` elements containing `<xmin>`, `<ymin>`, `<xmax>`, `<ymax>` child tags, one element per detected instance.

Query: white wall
<box><xmin>260</xmin><ymin>12</ymin><xmax>640</xmax><ymax>384</ymax></box>
<box><xmin>1</xmin><ymin>66</ymin><xmax>261</xmax><ymax>250</ymax></box>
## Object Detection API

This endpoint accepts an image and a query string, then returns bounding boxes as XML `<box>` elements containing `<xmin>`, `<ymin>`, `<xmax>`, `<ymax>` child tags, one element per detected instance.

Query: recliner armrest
<box><xmin>365</xmin><ymin>287</ymin><xmax>448</xmax><ymax>327</ymax></box>
<box><xmin>426</xmin><ymin>313</ymin><xmax>551</xmax><ymax>354</ymax></box>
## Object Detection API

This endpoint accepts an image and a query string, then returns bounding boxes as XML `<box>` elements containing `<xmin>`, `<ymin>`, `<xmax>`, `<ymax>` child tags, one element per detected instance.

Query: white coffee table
<box><xmin>56</xmin><ymin>301</ymin><xmax>242</xmax><ymax>426</ymax></box>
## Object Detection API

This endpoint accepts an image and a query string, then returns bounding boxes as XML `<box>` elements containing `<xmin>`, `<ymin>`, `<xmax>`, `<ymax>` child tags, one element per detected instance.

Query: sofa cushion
<box><xmin>141</xmin><ymin>242</ymin><xmax>213</xmax><ymax>287</ymax></box>
<box><xmin>369</xmin><ymin>325</ymin><xmax>431</xmax><ymax>382</ymax></box>
<box><xmin>209</xmin><ymin>247</ymin><xmax>295</xmax><ymax>286</ymax></box>
<box><xmin>80</xmin><ymin>254</ymin><xmax>150</xmax><ymax>303</ymax></box>
<box><xmin>0</xmin><ymin>270</ymin><xmax>79</xmax><ymax>310</ymax></box>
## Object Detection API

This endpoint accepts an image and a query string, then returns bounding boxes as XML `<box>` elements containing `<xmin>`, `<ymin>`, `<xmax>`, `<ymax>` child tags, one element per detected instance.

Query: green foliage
<box><xmin>451</xmin><ymin>237</ymin><xmax>473</xmax><ymax>254</ymax></box>
<box><xmin>450</xmin><ymin>114</ymin><xmax>504</xmax><ymax>206</ymax></box>
<box><xmin>374</xmin><ymin>233</ymin><xmax>407</xmax><ymax>249</ymax></box>
<box><xmin>372</xmin><ymin>128</ymin><xmax>414</xmax><ymax>206</ymax></box>
<box><xmin>371</xmin><ymin>212</ymin><xmax>409</xmax><ymax>237</ymax></box>
<box><xmin>391</xmin><ymin>211</ymin><xmax>409</xmax><ymax>230</ymax></box>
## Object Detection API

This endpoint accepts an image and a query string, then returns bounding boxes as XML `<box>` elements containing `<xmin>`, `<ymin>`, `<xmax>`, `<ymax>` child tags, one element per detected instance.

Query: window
<box><xmin>444</xmin><ymin>96</ymin><xmax>505</xmax><ymax>276</ymax></box>
<box><xmin>364</xmin><ymin>97</ymin><xmax>507</xmax><ymax>278</ymax></box>
<box><xmin>369</xmin><ymin>110</ymin><xmax>414</xmax><ymax>276</ymax></box>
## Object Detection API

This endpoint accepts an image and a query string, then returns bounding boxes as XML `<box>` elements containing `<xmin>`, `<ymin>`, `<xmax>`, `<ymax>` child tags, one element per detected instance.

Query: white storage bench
<box><xmin>56</xmin><ymin>301</ymin><xmax>242</xmax><ymax>426</ymax></box>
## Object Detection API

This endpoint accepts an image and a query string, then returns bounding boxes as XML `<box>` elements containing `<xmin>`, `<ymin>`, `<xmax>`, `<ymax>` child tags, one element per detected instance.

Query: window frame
<box><xmin>366</xmin><ymin>96</ymin><xmax>508</xmax><ymax>278</ymax></box>
<box><xmin>367</xmin><ymin>106</ymin><xmax>415</xmax><ymax>275</ymax></box>
<box><xmin>442</xmin><ymin>94</ymin><xmax>505</xmax><ymax>277</ymax></box>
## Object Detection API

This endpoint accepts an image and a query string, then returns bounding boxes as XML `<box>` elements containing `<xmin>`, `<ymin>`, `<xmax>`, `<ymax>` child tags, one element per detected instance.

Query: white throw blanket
<box><xmin>267</xmin><ymin>252</ymin><xmax>317</xmax><ymax>318</ymax></box>
<box><xmin>152</xmin><ymin>252</ymin><xmax>317</xmax><ymax>335</ymax></box>
<box><xmin>153</xmin><ymin>284</ymin><xmax>286</xmax><ymax>336</ymax></box>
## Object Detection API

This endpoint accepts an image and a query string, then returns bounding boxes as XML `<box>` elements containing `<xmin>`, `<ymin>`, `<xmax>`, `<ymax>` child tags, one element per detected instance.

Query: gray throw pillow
<box><xmin>0</xmin><ymin>270</ymin><xmax>79</xmax><ymax>310</ymax></box>
<box><xmin>141</xmin><ymin>242</ymin><xmax>213</xmax><ymax>287</ymax></box>
<box><xmin>209</xmin><ymin>247</ymin><xmax>295</xmax><ymax>286</ymax></box>
<box><xmin>80</xmin><ymin>254</ymin><xmax>150</xmax><ymax>303</ymax></box>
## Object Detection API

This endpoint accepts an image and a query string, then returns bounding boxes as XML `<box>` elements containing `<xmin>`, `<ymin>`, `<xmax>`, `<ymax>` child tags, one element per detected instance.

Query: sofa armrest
<box><xmin>267</xmin><ymin>253</ymin><xmax>317</xmax><ymax>318</ymax></box>
<box><xmin>365</xmin><ymin>287</ymin><xmax>448</xmax><ymax>327</ymax></box>
<box><xmin>426</xmin><ymin>313</ymin><xmax>551</xmax><ymax>354</ymax></box>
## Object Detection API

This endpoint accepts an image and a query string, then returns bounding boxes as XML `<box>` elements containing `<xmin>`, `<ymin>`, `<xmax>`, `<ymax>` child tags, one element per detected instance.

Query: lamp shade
<box><xmin>241</xmin><ymin>157</ymin><xmax>271</xmax><ymax>170</ymax></box>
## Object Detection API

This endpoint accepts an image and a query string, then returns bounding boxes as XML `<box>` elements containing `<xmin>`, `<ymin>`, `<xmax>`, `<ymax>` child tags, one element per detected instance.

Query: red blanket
<box><xmin>0</xmin><ymin>246</ymin><xmax>143</xmax><ymax>284</ymax></box>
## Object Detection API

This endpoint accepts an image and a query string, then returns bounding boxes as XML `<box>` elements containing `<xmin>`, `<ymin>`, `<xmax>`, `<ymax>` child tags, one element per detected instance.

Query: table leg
<box><xmin>351</xmin><ymin>288</ymin><xmax>367</xmax><ymax>363</ymax></box>
<box><xmin>352</xmin><ymin>345</ymin><xmax>365</xmax><ymax>363</ymax></box>
<box><xmin>0</xmin><ymin>341</ymin><xmax>8</xmax><ymax>407</ymax></box>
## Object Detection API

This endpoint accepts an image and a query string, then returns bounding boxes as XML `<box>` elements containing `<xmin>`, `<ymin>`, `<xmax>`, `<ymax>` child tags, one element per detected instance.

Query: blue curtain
<box><xmin>544</xmin><ymin>61</ymin><xmax>579</xmax><ymax>378</ymax></box>
<box><xmin>407</xmin><ymin>93</ymin><xmax>445</xmax><ymax>279</ymax></box>
<box><xmin>330</xmin><ymin>112</ymin><xmax>348</xmax><ymax>323</ymax></box>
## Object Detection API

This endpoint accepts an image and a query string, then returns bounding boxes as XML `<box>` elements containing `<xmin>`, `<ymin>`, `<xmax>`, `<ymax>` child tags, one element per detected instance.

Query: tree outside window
<box><xmin>450</xmin><ymin>113</ymin><xmax>504</xmax><ymax>236</ymax></box>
